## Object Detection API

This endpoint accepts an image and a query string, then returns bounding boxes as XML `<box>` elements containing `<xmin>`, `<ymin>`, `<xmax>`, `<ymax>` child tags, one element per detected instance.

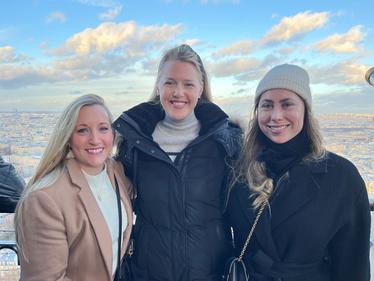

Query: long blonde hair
<box><xmin>234</xmin><ymin>98</ymin><xmax>325</xmax><ymax>209</ymax></box>
<box><xmin>149</xmin><ymin>44</ymin><xmax>212</xmax><ymax>102</ymax></box>
<box><xmin>14</xmin><ymin>94</ymin><xmax>113</xmax><ymax>248</ymax></box>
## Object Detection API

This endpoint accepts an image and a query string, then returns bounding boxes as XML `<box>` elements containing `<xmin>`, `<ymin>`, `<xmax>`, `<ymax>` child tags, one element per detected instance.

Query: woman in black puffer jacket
<box><xmin>114</xmin><ymin>44</ymin><xmax>242</xmax><ymax>281</ymax></box>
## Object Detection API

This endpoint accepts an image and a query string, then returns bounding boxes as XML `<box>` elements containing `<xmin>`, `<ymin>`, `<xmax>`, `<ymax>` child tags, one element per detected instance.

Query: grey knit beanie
<box><xmin>255</xmin><ymin>64</ymin><xmax>312</xmax><ymax>108</ymax></box>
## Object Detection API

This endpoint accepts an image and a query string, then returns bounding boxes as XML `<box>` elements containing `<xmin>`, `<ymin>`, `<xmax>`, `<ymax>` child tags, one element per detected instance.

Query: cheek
<box><xmin>257</xmin><ymin>111</ymin><xmax>267</xmax><ymax>124</ymax></box>
<box><xmin>69</xmin><ymin>136</ymin><xmax>81</xmax><ymax>152</ymax></box>
<box><xmin>104</xmin><ymin>134</ymin><xmax>114</xmax><ymax>147</ymax></box>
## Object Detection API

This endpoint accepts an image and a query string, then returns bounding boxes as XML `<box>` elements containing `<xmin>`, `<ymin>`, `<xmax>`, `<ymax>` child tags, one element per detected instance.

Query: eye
<box><xmin>184</xmin><ymin>82</ymin><xmax>195</xmax><ymax>88</ymax></box>
<box><xmin>164</xmin><ymin>80</ymin><xmax>175</xmax><ymax>86</ymax></box>
<box><xmin>77</xmin><ymin>128</ymin><xmax>88</xmax><ymax>134</ymax></box>
<box><xmin>282</xmin><ymin>101</ymin><xmax>294</xmax><ymax>108</ymax></box>
<box><xmin>260</xmin><ymin>103</ymin><xmax>272</xmax><ymax>109</ymax></box>
<box><xmin>99</xmin><ymin>126</ymin><xmax>110</xmax><ymax>132</ymax></box>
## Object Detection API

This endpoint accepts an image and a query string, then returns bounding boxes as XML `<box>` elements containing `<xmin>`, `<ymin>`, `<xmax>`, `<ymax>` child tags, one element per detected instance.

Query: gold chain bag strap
<box><xmin>223</xmin><ymin>200</ymin><xmax>267</xmax><ymax>281</ymax></box>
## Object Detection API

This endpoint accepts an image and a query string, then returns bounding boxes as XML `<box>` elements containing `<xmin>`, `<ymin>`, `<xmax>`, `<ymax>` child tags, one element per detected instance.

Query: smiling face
<box><xmin>257</xmin><ymin>89</ymin><xmax>305</xmax><ymax>144</ymax></box>
<box><xmin>157</xmin><ymin>60</ymin><xmax>203</xmax><ymax>121</ymax></box>
<box><xmin>69</xmin><ymin>104</ymin><xmax>113</xmax><ymax>175</ymax></box>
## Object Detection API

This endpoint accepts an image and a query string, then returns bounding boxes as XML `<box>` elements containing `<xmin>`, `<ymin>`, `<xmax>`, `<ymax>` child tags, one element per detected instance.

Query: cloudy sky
<box><xmin>1</xmin><ymin>0</ymin><xmax>373</xmax><ymax>115</ymax></box>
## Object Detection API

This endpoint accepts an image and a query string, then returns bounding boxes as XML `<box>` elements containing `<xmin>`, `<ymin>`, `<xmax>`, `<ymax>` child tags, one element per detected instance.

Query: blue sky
<box><xmin>0</xmin><ymin>0</ymin><xmax>373</xmax><ymax>115</ymax></box>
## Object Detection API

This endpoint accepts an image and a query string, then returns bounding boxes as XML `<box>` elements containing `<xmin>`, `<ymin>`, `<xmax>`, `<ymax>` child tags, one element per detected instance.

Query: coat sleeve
<box><xmin>328</xmin><ymin>172</ymin><xmax>371</xmax><ymax>281</ymax></box>
<box><xmin>0</xmin><ymin>156</ymin><xmax>25</xmax><ymax>213</ymax></box>
<box><xmin>19</xmin><ymin>191</ymin><xmax>73</xmax><ymax>281</ymax></box>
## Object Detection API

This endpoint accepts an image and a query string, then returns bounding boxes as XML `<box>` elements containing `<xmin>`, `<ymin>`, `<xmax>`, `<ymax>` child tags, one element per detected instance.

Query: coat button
<box><xmin>151</xmin><ymin>150</ymin><xmax>155</xmax><ymax>154</ymax></box>
<box><xmin>116</xmin><ymin>123</ymin><xmax>120</xmax><ymax>127</ymax></box>
<box><xmin>136</xmin><ymin>140</ymin><xmax>140</xmax><ymax>144</ymax></box>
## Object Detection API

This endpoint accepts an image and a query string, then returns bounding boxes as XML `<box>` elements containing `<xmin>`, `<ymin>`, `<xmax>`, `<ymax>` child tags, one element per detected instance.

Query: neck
<box><xmin>164</xmin><ymin>112</ymin><xmax>197</xmax><ymax>127</ymax></box>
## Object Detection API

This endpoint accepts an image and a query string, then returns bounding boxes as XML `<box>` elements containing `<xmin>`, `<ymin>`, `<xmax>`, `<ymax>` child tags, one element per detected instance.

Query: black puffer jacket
<box><xmin>114</xmin><ymin>100</ymin><xmax>242</xmax><ymax>281</ymax></box>
<box><xmin>0</xmin><ymin>155</ymin><xmax>25</xmax><ymax>213</ymax></box>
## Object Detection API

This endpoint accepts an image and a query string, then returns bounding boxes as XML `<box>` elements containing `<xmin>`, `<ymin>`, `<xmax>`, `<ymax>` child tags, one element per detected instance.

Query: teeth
<box><xmin>269</xmin><ymin>125</ymin><xmax>287</xmax><ymax>129</ymax></box>
<box><xmin>87</xmin><ymin>148</ymin><xmax>103</xmax><ymax>154</ymax></box>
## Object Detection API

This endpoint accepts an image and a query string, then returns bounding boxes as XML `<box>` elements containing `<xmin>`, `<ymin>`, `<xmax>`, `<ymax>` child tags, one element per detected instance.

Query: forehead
<box><xmin>160</xmin><ymin>60</ymin><xmax>199</xmax><ymax>78</ymax></box>
<box><xmin>259</xmin><ymin>89</ymin><xmax>303</xmax><ymax>102</ymax></box>
<box><xmin>76</xmin><ymin>104</ymin><xmax>110</xmax><ymax>123</ymax></box>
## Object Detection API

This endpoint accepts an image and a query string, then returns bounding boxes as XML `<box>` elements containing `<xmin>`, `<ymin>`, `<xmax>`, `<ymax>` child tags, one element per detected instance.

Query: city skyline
<box><xmin>1</xmin><ymin>0</ymin><xmax>374</xmax><ymax>113</ymax></box>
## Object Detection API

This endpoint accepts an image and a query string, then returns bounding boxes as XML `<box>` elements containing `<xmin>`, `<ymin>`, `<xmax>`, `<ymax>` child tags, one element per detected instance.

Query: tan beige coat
<box><xmin>19</xmin><ymin>158</ymin><xmax>133</xmax><ymax>281</ymax></box>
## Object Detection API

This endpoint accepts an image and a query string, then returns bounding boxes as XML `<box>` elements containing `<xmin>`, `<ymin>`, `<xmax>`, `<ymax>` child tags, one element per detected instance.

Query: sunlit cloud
<box><xmin>261</xmin><ymin>11</ymin><xmax>330</xmax><ymax>44</ymax></box>
<box><xmin>46</xmin><ymin>12</ymin><xmax>66</xmax><ymax>23</ymax></box>
<box><xmin>181</xmin><ymin>38</ymin><xmax>202</xmax><ymax>46</ymax></box>
<box><xmin>76</xmin><ymin>0</ymin><xmax>119</xmax><ymax>8</ymax></box>
<box><xmin>99</xmin><ymin>5</ymin><xmax>122</xmax><ymax>20</ymax></box>
<box><xmin>52</xmin><ymin>21</ymin><xmax>137</xmax><ymax>55</ymax></box>
<box><xmin>0</xmin><ymin>46</ymin><xmax>28</xmax><ymax>63</ymax></box>
<box><xmin>0</xmin><ymin>64</ymin><xmax>54</xmax><ymax>88</ymax></box>
<box><xmin>0</xmin><ymin>21</ymin><xmax>184</xmax><ymax>89</ymax></box>
<box><xmin>209</xmin><ymin>57</ymin><xmax>259</xmax><ymax>77</ymax></box>
<box><xmin>310</xmin><ymin>61</ymin><xmax>369</xmax><ymax>85</ymax></box>
<box><xmin>313</xmin><ymin>25</ymin><xmax>365</xmax><ymax>53</ymax></box>
<box><xmin>51</xmin><ymin>21</ymin><xmax>183</xmax><ymax>56</ymax></box>
<box><xmin>212</xmin><ymin>40</ymin><xmax>256</xmax><ymax>59</ymax></box>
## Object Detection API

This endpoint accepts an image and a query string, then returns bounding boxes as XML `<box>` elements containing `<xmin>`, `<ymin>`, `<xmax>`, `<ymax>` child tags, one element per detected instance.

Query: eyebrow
<box><xmin>260</xmin><ymin>98</ymin><xmax>294</xmax><ymax>103</ymax></box>
<box><xmin>76</xmin><ymin>122</ymin><xmax>110</xmax><ymax>127</ymax></box>
<box><xmin>165</xmin><ymin>77</ymin><xmax>195</xmax><ymax>82</ymax></box>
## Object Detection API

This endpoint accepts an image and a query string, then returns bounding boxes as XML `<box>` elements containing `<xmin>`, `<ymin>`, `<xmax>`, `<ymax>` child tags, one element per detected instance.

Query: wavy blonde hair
<box><xmin>234</xmin><ymin>97</ymin><xmax>325</xmax><ymax>209</ymax></box>
<box><xmin>14</xmin><ymin>94</ymin><xmax>113</xmax><ymax>248</ymax></box>
<box><xmin>149</xmin><ymin>44</ymin><xmax>212</xmax><ymax>102</ymax></box>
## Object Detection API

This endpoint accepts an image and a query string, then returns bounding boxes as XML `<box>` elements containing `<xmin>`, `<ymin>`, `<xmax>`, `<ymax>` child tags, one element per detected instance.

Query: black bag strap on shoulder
<box><xmin>114</xmin><ymin>175</ymin><xmax>123</xmax><ymax>281</ymax></box>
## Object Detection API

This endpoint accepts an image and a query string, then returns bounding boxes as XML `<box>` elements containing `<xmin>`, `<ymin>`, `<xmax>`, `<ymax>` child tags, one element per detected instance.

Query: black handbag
<box><xmin>114</xmin><ymin>176</ymin><xmax>133</xmax><ymax>281</ymax></box>
<box><xmin>222</xmin><ymin>200</ymin><xmax>267</xmax><ymax>281</ymax></box>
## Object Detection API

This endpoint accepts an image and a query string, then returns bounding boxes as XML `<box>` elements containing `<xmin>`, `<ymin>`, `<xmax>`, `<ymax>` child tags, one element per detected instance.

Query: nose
<box><xmin>89</xmin><ymin>130</ymin><xmax>100</xmax><ymax>144</ymax></box>
<box><xmin>172</xmin><ymin>83</ymin><xmax>183</xmax><ymax>97</ymax></box>
<box><xmin>270</xmin><ymin>105</ymin><xmax>283</xmax><ymax>120</ymax></box>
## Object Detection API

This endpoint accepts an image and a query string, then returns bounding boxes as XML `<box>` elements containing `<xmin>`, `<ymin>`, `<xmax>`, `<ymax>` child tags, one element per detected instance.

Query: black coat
<box><xmin>0</xmin><ymin>155</ymin><xmax>25</xmax><ymax>213</ymax></box>
<box><xmin>114</xmin><ymin>101</ymin><xmax>242</xmax><ymax>281</ymax></box>
<box><xmin>227</xmin><ymin>152</ymin><xmax>370</xmax><ymax>281</ymax></box>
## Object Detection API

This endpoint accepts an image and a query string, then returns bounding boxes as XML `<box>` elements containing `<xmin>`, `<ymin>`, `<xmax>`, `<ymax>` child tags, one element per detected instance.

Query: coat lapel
<box><xmin>107</xmin><ymin>160</ymin><xmax>133</xmax><ymax>258</ymax></box>
<box><xmin>235</xmin><ymin>184</ymin><xmax>280</xmax><ymax>260</ymax></box>
<box><xmin>66</xmin><ymin>159</ymin><xmax>113</xmax><ymax>279</ymax></box>
<box><xmin>270</xmin><ymin>161</ymin><xmax>325</xmax><ymax>231</ymax></box>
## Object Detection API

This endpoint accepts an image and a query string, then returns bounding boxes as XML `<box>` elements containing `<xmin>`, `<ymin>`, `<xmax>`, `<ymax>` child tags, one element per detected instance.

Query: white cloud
<box><xmin>76</xmin><ymin>0</ymin><xmax>118</xmax><ymax>8</ymax></box>
<box><xmin>261</xmin><ymin>11</ymin><xmax>330</xmax><ymax>44</ymax></box>
<box><xmin>51</xmin><ymin>21</ymin><xmax>183</xmax><ymax>56</ymax></box>
<box><xmin>310</xmin><ymin>61</ymin><xmax>369</xmax><ymax>85</ymax></box>
<box><xmin>1</xmin><ymin>21</ymin><xmax>184</xmax><ymax>89</ymax></box>
<box><xmin>99</xmin><ymin>5</ymin><xmax>122</xmax><ymax>20</ymax></box>
<box><xmin>0</xmin><ymin>46</ymin><xmax>27</xmax><ymax>63</ymax></box>
<box><xmin>181</xmin><ymin>38</ymin><xmax>202</xmax><ymax>47</ymax></box>
<box><xmin>46</xmin><ymin>12</ymin><xmax>67</xmax><ymax>23</ymax></box>
<box><xmin>212</xmin><ymin>40</ymin><xmax>255</xmax><ymax>59</ymax></box>
<box><xmin>313</xmin><ymin>25</ymin><xmax>365</xmax><ymax>53</ymax></box>
<box><xmin>209</xmin><ymin>57</ymin><xmax>259</xmax><ymax>77</ymax></box>
<box><xmin>52</xmin><ymin>21</ymin><xmax>137</xmax><ymax>55</ymax></box>
<box><xmin>0</xmin><ymin>46</ymin><xmax>16</xmax><ymax>63</ymax></box>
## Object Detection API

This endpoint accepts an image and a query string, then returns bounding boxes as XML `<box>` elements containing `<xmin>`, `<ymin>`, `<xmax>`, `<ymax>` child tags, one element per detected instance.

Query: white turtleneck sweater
<box><xmin>83</xmin><ymin>167</ymin><xmax>127</xmax><ymax>276</ymax></box>
<box><xmin>152</xmin><ymin>112</ymin><xmax>201</xmax><ymax>161</ymax></box>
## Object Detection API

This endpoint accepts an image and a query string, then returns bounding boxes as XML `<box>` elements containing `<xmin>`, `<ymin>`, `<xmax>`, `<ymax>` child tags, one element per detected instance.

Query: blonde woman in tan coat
<box><xmin>14</xmin><ymin>94</ymin><xmax>133</xmax><ymax>281</ymax></box>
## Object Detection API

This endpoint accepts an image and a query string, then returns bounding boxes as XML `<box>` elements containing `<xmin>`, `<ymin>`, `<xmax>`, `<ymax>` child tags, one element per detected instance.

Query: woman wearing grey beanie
<box><xmin>227</xmin><ymin>64</ymin><xmax>370</xmax><ymax>280</ymax></box>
